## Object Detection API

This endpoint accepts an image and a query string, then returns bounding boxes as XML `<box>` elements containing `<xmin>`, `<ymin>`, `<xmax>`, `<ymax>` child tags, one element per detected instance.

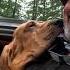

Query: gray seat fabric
<box><xmin>26</xmin><ymin>60</ymin><xmax>70</xmax><ymax>70</ymax></box>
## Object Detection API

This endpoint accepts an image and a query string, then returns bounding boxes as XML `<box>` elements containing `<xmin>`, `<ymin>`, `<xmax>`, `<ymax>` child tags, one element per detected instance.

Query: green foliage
<box><xmin>25</xmin><ymin>0</ymin><xmax>63</xmax><ymax>20</ymax></box>
<box><xmin>0</xmin><ymin>0</ymin><xmax>21</xmax><ymax>18</ymax></box>
<box><xmin>0</xmin><ymin>0</ymin><xmax>63</xmax><ymax>20</ymax></box>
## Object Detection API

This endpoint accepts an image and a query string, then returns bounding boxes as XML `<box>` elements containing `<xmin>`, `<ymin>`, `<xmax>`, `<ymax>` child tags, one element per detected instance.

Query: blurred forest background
<box><xmin>0</xmin><ymin>0</ymin><xmax>63</xmax><ymax>20</ymax></box>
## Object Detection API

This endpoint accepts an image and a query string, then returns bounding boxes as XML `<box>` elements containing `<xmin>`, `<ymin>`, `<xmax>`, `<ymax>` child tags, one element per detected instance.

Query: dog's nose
<box><xmin>52</xmin><ymin>19</ymin><xmax>64</xmax><ymax>28</ymax></box>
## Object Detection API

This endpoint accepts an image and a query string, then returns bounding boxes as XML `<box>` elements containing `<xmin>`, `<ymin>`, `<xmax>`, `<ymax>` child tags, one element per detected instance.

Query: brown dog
<box><xmin>0</xmin><ymin>20</ymin><xmax>63</xmax><ymax>70</ymax></box>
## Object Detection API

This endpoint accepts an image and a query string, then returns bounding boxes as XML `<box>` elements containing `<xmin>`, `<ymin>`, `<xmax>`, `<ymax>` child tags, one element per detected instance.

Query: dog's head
<box><xmin>13</xmin><ymin>20</ymin><xmax>63</xmax><ymax>51</ymax></box>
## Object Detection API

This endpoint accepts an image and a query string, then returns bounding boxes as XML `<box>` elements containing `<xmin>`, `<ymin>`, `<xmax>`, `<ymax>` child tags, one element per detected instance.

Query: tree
<box><xmin>0</xmin><ymin>0</ymin><xmax>63</xmax><ymax>20</ymax></box>
<box><xmin>25</xmin><ymin>0</ymin><xmax>63</xmax><ymax>20</ymax></box>
<box><xmin>12</xmin><ymin>0</ymin><xmax>17</xmax><ymax>18</ymax></box>
<box><xmin>32</xmin><ymin>0</ymin><xmax>39</xmax><ymax>20</ymax></box>
<box><xmin>0</xmin><ymin>0</ymin><xmax>21</xmax><ymax>19</ymax></box>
